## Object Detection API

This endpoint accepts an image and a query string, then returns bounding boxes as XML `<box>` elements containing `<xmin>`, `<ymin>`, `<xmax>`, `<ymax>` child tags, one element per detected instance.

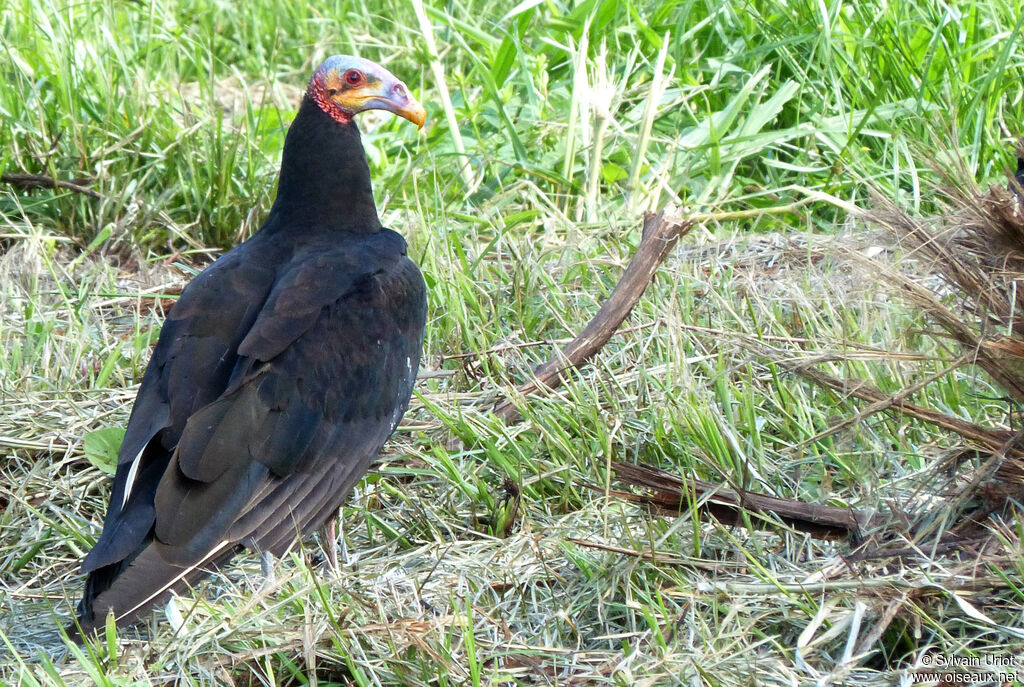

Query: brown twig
<box><xmin>757</xmin><ymin>347</ymin><xmax>1024</xmax><ymax>458</ymax></box>
<box><xmin>603</xmin><ymin>461</ymin><xmax>882</xmax><ymax>540</ymax></box>
<box><xmin>442</xmin><ymin>323</ymin><xmax>660</xmax><ymax>363</ymax></box>
<box><xmin>492</xmin><ymin>207</ymin><xmax>693</xmax><ymax>424</ymax></box>
<box><xmin>566</xmin><ymin>537</ymin><xmax>722</xmax><ymax>569</ymax></box>
<box><xmin>789</xmin><ymin>353</ymin><xmax>972</xmax><ymax>453</ymax></box>
<box><xmin>1</xmin><ymin>172</ymin><xmax>103</xmax><ymax>199</ymax></box>
<box><xmin>844</xmin><ymin>536</ymin><xmax>996</xmax><ymax>562</ymax></box>
<box><xmin>440</xmin><ymin>338</ymin><xmax>573</xmax><ymax>362</ymax></box>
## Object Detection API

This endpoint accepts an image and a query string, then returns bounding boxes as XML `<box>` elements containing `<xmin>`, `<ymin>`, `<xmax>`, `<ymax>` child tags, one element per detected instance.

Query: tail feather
<box><xmin>69</xmin><ymin>539</ymin><xmax>239</xmax><ymax>641</ymax></box>
<box><xmin>69</xmin><ymin>433</ymin><xmax>383</xmax><ymax>640</ymax></box>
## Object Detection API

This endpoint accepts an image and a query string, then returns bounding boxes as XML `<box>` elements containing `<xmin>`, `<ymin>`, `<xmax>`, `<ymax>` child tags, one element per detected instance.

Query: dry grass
<box><xmin>4</xmin><ymin>0</ymin><xmax>1024</xmax><ymax>683</ymax></box>
<box><xmin>3</xmin><ymin>211</ymin><xmax>1024</xmax><ymax>684</ymax></box>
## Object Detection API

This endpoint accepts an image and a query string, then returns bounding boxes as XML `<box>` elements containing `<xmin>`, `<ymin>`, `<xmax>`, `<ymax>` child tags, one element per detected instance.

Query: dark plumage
<box><xmin>71</xmin><ymin>56</ymin><xmax>427</xmax><ymax>637</ymax></box>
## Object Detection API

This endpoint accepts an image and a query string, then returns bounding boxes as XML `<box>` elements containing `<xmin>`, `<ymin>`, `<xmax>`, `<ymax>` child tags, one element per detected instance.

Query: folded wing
<box><xmin>74</xmin><ymin>230</ymin><xmax>425</xmax><ymax>635</ymax></box>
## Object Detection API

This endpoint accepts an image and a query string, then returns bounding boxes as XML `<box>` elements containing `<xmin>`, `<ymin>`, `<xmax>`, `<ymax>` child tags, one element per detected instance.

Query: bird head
<box><xmin>307</xmin><ymin>55</ymin><xmax>426</xmax><ymax>129</ymax></box>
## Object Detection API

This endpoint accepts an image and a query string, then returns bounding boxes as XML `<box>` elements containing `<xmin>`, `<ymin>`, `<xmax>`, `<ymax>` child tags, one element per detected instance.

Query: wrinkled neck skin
<box><xmin>267</xmin><ymin>96</ymin><xmax>382</xmax><ymax>234</ymax></box>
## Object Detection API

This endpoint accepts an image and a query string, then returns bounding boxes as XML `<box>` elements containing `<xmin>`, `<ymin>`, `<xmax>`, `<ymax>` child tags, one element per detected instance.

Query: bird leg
<box><xmin>259</xmin><ymin>550</ymin><xmax>276</xmax><ymax>589</ymax></box>
<box><xmin>321</xmin><ymin>515</ymin><xmax>339</xmax><ymax>572</ymax></box>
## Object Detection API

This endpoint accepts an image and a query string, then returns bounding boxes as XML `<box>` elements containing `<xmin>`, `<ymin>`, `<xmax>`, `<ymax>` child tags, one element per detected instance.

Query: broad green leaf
<box><xmin>82</xmin><ymin>427</ymin><xmax>125</xmax><ymax>475</ymax></box>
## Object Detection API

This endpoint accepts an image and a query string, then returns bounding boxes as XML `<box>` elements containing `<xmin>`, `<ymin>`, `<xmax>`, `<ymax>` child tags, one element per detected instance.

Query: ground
<box><xmin>1</xmin><ymin>0</ymin><xmax>1023</xmax><ymax>685</ymax></box>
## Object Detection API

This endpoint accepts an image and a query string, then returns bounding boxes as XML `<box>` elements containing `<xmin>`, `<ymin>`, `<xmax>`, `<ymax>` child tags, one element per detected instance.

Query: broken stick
<box><xmin>1</xmin><ymin>172</ymin><xmax>103</xmax><ymax>199</ymax></box>
<box><xmin>492</xmin><ymin>207</ymin><xmax>693</xmax><ymax>423</ymax></box>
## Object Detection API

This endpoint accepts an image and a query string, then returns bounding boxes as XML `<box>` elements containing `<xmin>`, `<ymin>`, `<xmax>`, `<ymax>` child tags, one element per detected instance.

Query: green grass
<box><xmin>3</xmin><ymin>0</ymin><xmax>1024</xmax><ymax>684</ymax></box>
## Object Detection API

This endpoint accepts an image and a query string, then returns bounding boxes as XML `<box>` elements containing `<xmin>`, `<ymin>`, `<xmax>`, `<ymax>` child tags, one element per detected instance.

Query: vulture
<box><xmin>70</xmin><ymin>55</ymin><xmax>427</xmax><ymax>638</ymax></box>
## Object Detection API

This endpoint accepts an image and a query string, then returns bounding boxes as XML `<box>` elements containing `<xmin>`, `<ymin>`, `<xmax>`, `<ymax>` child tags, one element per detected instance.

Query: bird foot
<box><xmin>165</xmin><ymin>596</ymin><xmax>185</xmax><ymax>632</ymax></box>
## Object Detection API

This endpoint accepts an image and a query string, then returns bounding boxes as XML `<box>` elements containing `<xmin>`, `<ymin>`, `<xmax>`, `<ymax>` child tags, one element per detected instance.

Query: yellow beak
<box><xmin>338</xmin><ymin>81</ymin><xmax>427</xmax><ymax>129</ymax></box>
<box><xmin>389</xmin><ymin>95</ymin><xmax>427</xmax><ymax>129</ymax></box>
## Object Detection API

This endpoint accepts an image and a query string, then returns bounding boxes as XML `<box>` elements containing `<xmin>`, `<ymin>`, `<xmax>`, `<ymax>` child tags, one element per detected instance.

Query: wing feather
<box><xmin>75</xmin><ymin>230</ymin><xmax>426</xmax><ymax>635</ymax></box>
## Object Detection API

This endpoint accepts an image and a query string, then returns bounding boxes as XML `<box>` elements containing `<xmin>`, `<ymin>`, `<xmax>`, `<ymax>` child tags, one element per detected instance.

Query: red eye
<box><xmin>344</xmin><ymin>70</ymin><xmax>362</xmax><ymax>85</ymax></box>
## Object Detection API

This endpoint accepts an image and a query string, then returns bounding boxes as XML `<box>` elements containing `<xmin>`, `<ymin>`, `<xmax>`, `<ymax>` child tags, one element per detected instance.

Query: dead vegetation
<box><xmin>4</xmin><ymin>184</ymin><xmax>1024</xmax><ymax>685</ymax></box>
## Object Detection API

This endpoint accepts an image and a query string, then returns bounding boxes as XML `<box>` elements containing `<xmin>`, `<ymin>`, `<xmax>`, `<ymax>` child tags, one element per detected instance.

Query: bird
<box><xmin>69</xmin><ymin>55</ymin><xmax>427</xmax><ymax>638</ymax></box>
<box><xmin>1015</xmin><ymin>154</ymin><xmax>1024</xmax><ymax>195</ymax></box>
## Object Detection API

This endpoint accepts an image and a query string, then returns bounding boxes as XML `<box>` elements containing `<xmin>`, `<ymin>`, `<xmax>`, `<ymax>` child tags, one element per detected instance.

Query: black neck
<box><xmin>267</xmin><ymin>96</ymin><xmax>382</xmax><ymax>233</ymax></box>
